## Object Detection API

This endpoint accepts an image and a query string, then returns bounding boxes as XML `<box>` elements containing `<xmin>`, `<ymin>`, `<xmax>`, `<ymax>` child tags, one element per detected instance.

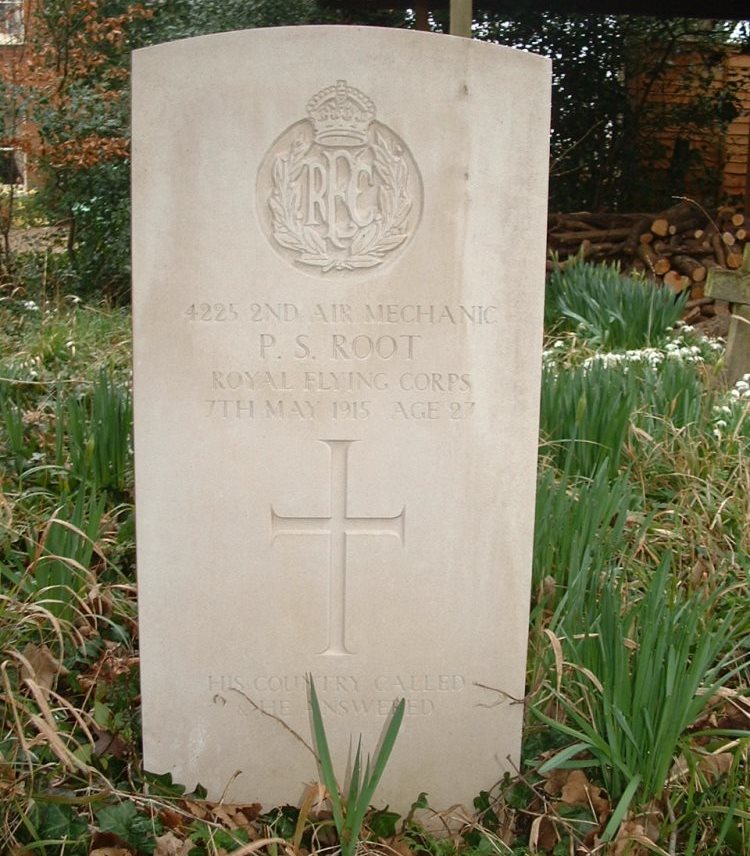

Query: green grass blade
<box><xmin>307</xmin><ymin>675</ymin><xmax>344</xmax><ymax>833</ymax></box>
<box><xmin>601</xmin><ymin>774</ymin><xmax>642</xmax><ymax>842</ymax></box>
<box><xmin>537</xmin><ymin>741</ymin><xmax>591</xmax><ymax>774</ymax></box>
<box><xmin>345</xmin><ymin>698</ymin><xmax>405</xmax><ymax>853</ymax></box>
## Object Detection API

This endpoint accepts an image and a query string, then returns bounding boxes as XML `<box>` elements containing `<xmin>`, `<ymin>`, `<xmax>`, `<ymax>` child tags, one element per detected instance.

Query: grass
<box><xmin>0</xmin><ymin>262</ymin><xmax>748</xmax><ymax>854</ymax></box>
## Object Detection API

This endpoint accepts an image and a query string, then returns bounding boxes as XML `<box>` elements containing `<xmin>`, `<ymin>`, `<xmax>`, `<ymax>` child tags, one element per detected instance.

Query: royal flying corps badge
<box><xmin>257</xmin><ymin>80</ymin><xmax>423</xmax><ymax>276</ymax></box>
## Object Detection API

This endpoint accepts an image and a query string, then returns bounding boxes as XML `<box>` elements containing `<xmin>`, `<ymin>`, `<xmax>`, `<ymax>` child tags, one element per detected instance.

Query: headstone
<box><xmin>132</xmin><ymin>26</ymin><xmax>550</xmax><ymax>812</ymax></box>
<box><xmin>706</xmin><ymin>245</ymin><xmax>750</xmax><ymax>385</ymax></box>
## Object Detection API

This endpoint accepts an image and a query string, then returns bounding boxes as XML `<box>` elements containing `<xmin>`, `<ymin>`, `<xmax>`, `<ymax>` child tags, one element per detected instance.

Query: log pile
<box><xmin>547</xmin><ymin>202</ymin><xmax>747</xmax><ymax>325</ymax></box>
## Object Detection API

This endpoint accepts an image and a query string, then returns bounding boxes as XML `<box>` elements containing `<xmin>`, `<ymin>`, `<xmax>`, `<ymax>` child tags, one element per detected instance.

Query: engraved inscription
<box><xmin>186</xmin><ymin>302</ymin><xmax>493</xmax><ymax>421</ymax></box>
<box><xmin>207</xmin><ymin>672</ymin><xmax>466</xmax><ymax>717</ymax></box>
<box><xmin>257</xmin><ymin>81</ymin><xmax>423</xmax><ymax>276</ymax></box>
<box><xmin>271</xmin><ymin>439</ymin><xmax>405</xmax><ymax>656</ymax></box>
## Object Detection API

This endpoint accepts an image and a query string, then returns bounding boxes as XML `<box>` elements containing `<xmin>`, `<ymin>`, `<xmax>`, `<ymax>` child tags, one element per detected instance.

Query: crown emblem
<box><xmin>306</xmin><ymin>80</ymin><xmax>375</xmax><ymax>147</ymax></box>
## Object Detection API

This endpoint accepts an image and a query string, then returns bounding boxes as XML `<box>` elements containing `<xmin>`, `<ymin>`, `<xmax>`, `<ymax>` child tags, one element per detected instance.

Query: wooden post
<box><xmin>706</xmin><ymin>245</ymin><xmax>750</xmax><ymax>385</ymax></box>
<box><xmin>449</xmin><ymin>0</ymin><xmax>472</xmax><ymax>38</ymax></box>
<box><xmin>414</xmin><ymin>0</ymin><xmax>429</xmax><ymax>31</ymax></box>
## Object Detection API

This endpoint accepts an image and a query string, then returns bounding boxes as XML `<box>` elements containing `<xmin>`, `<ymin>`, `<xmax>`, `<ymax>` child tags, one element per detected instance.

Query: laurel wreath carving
<box><xmin>268</xmin><ymin>127</ymin><xmax>413</xmax><ymax>271</ymax></box>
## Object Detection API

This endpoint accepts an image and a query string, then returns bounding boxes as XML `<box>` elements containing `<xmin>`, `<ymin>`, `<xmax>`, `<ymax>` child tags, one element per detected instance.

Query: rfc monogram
<box><xmin>257</xmin><ymin>81</ymin><xmax>423</xmax><ymax>275</ymax></box>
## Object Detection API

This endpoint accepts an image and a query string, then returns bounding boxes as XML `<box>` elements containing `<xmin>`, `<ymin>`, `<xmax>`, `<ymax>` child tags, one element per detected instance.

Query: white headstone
<box><xmin>133</xmin><ymin>26</ymin><xmax>550</xmax><ymax>812</ymax></box>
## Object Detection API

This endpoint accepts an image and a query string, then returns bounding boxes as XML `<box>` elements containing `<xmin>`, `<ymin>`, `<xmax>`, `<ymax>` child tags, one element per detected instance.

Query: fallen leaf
<box><xmin>158</xmin><ymin>808</ymin><xmax>184</xmax><ymax>830</ymax></box>
<box><xmin>698</xmin><ymin>753</ymin><xmax>733</xmax><ymax>782</ymax></box>
<box><xmin>183</xmin><ymin>799</ymin><xmax>210</xmax><ymax>820</ymax></box>
<box><xmin>613</xmin><ymin>820</ymin><xmax>648</xmax><ymax>856</ymax></box>
<box><xmin>529</xmin><ymin>814</ymin><xmax>557</xmax><ymax>852</ymax></box>
<box><xmin>21</xmin><ymin>643</ymin><xmax>68</xmax><ymax>692</ymax></box>
<box><xmin>154</xmin><ymin>831</ymin><xmax>192</xmax><ymax>856</ymax></box>
<box><xmin>542</xmin><ymin>768</ymin><xmax>568</xmax><ymax>797</ymax></box>
<box><xmin>560</xmin><ymin>769</ymin><xmax>609</xmax><ymax>817</ymax></box>
<box><xmin>238</xmin><ymin>803</ymin><xmax>263</xmax><ymax>823</ymax></box>
<box><xmin>211</xmin><ymin>805</ymin><xmax>238</xmax><ymax>828</ymax></box>
<box><xmin>93</xmin><ymin>730</ymin><xmax>128</xmax><ymax>759</ymax></box>
<box><xmin>388</xmin><ymin>838</ymin><xmax>417</xmax><ymax>856</ymax></box>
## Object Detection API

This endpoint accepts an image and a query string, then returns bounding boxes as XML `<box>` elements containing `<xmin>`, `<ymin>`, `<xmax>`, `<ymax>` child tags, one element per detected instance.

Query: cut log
<box><xmin>685</xmin><ymin>296</ymin><xmax>714</xmax><ymax>308</ymax></box>
<box><xmin>711</xmin><ymin>233</ymin><xmax>727</xmax><ymax>267</ymax></box>
<box><xmin>651</xmin><ymin>201</ymin><xmax>702</xmax><ymax>238</ymax></box>
<box><xmin>663</xmin><ymin>270</ymin><xmax>691</xmax><ymax>293</ymax></box>
<box><xmin>637</xmin><ymin>243</ymin><xmax>671</xmax><ymax>276</ymax></box>
<box><xmin>672</xmin><ymin>255</ymin><xmax>707</xmax><ymax>282</ymax></box>
<box><xmin>623</xmin><ymin>216</ymin><xmax>653</xmax><ymax>255</ymax></box>
<box><xmin>549</xmin><ymin>227</ymin><xmax>632</xmax><ymax>244</ymax></box>
<box><xmin>727</xmin><ymin>250</ymin><xmax>744</xmax><ymax>270</ymax></box>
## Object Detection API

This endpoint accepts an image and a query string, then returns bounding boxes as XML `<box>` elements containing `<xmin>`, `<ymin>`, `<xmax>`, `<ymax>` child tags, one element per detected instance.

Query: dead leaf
<box><xmin>634</xmin><ymin>804</ymin><xmax>663</xmax><ymax>844</ymax></box>
<box><xmin>154</xmin><ymin>831</ymin><xmax>192</xmax><ymax>856</ymax></box>
<box><xmin>613</xmin><ymin>820</ymin><xmax>648</xmax><ymax>856</ymax></box>
<box><xmin>529</xmin><ymin>814</ymin><xmax>557</xmax><ymax>852</ymax></box>
<box><xmin>158</xmin><ymin>808</ymin><xmax>184</xmax><ymax>830</ymax></box>
<box><xmin>238</xmin><ymin>803</ymin><xmax>263</xmax><ymax>823</ymax></box>
<box><xmin>212</xmin><ymin>805</ymin><xmax>239</xmax><ymax>828</ymax></box>
<box><xmin>542</xmin><ymin>768</ymin><xmax>568</xmax><ymax>797</ymax></box>
<box><xmin>93</xmin><ymin>730</ymin><xmax>128</xmax><ymax>759</ymax></box>
<box><xmin>698</xmin><ymin>753</ymin><xmax>733</xmax><ymax>782</ymax></box>
<box><xmin>183</xmin><ymin>799</ymin><xmax>210</xmax><ymax>820</ymax></box>
<box><xmin>560</xmin><ymin>769</ymin><xmax>610</xmax><ymax>817</ymax></box>
<box><xmin>388</xmin><ymin>839</ymin><xmax>417</xmax><ymax>856</ymax></box>
<box><xmin>21</xmin><ymin>643</ymin><xmax>67</xmax><ymax>691</ymax></box>
<box><xmin>672</xmin><ymin>751</ymin><xmax>734</xmax><ymax>785</ymax></box>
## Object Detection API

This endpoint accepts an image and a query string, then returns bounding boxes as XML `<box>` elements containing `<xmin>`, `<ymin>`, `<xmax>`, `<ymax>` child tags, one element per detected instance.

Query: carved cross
<box><xmin>706</xmin><ymin>246</ymin><xmax>750</xmax><ymax>385</ymax></box>
<box><xmin>271</xmin><ymin>439</ymin><xmax>405</xmax><ymax>656</ymax></box>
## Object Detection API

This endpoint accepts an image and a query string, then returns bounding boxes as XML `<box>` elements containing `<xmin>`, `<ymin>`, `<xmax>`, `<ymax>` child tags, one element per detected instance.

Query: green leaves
<box><xmin>533</xmin><ymin>557</ymin><xmax>748</xmax><ymax>807</ymax></box>
<box><xmin>96</xmin><ymin>800</ymin><xmax>161</xmax><ymax>854</ymax></box>
<box><xmin>546</xmin><ymin>260</ymin><xmax>687</xmax><ymax>350</ymax></box>
<box><xmin>309</xmin><ymin>675</ymin><xmax>405</xmax><ymax>856</ymax></box>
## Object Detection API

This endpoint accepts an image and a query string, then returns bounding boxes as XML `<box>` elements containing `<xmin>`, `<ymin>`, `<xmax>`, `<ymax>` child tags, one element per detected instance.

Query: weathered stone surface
<box><xmin>707</xmin><ymin>246</ymin><xmax>750</xmax><ymax>384</ymax></box>
<box><xmin>132</xmin><ymin>26</ymin><xmax>550</xmax><ymax>812</ymax></box>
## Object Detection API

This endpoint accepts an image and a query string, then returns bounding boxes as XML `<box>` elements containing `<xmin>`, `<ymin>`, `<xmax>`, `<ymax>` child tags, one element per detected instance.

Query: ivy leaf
<box><xmin>34</xmin><ymin>802</ymin><xmax>87</xmax><ymax>842</ymax></box>
<box><xmin>96</xmin><ymin>800</ymin><xmax>161</xmax><ymax>854</ymax></box>
<box><xmin>369</xmin><ymin>808</ymin><xmax>400</xmax><ymax>839</ymax></box>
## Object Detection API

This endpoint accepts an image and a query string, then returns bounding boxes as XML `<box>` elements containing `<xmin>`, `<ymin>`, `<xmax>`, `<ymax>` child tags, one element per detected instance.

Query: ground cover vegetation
<box><xmin>1</xmin><ymin>2</ymin><xmax>749</xmax><ymax>853</ymax></box>
<box><xmin>0</xmin><ymin>260</ymin><xmax>748</xmax><ymax>854</ymax></box>
<box><xmin>0</xmin><ymin>3</ymin><xmax>747</xmax><ymax>299</ymax></box>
